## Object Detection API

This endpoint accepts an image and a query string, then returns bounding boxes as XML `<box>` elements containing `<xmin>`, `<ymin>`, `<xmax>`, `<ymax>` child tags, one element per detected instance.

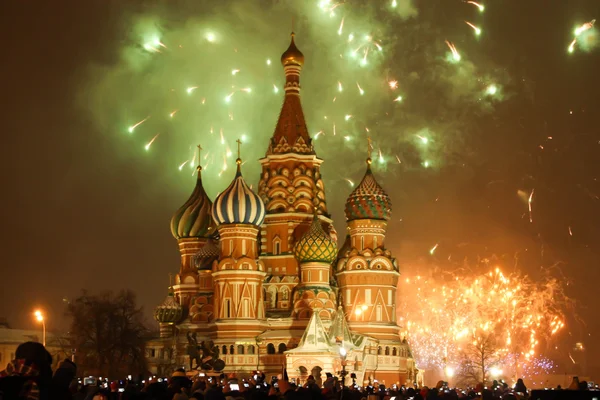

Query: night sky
<box><xmin>1</xmin><ymin>0</ymin><xmax>599</xmax><ymax>377</ymax></box>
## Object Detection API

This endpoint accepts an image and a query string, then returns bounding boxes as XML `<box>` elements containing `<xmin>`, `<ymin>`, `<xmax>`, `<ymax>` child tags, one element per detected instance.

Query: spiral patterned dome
<box><xmin>171</xmin><ymin>167</ymin><xmax>216</xmax><ymax>239</ymax></box>
<box><xmin>193</xmin><ymin>238</ymin><xmax>220</xmax><ymax>270</ymax></box>
<box><xmin>154</xmin><ymin>293</ymin><xmax>183</xmax><ymax>324</ymax></box>
<box><xmin>211</xmin><ymin>161</ymin><xmax>266</xmax><ymax>227</ymax></box>
<box><xmin>345</xmin><ymin>162</ymin><xmax>392</xmax><ymax>221</ymax></box>
<box><xmin>294</xmin><ymin>215</ymin><xmax>338</xmax><ymax>264</ymax></box>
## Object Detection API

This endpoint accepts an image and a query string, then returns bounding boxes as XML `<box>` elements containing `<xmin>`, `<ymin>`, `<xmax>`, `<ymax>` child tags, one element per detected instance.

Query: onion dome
<box><xmin>154</xmin><ymin>292</ymin><xmax>183</xmax><ymax>324</ymax></box>
<box><xmin>171</xmin><ymin>165</ymin><xmax>216</xmax><ymax>239</ymax></box>
<box><xmin>294</xmin><ymin>215</ymin><xmax>338</xmax><ymax>264</ymax></box>
<box><xmin>211</xmin><ymin>158</ymin><xmax>266</xmax><ymax>227</ymax></box>
<box><xmin>281</xmin><ymin>32</ymin><xmax>304</xmax><ymax>67</ymax></box>
<box><xmin>345</xmin><ymin>159</ymin><xmax>392</xmax><ymax>221</ymax></box>
<box><xmin>193</xmin><ymin>238</ymin><xmax>220</xmax><ymax>270</ymax></box>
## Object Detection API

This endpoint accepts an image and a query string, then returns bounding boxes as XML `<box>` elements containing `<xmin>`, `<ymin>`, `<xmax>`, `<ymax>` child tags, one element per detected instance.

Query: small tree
<box><xmin>66</xmin><ymin>290</ymin><xmax>148</xmax><ymax>378</ymax></box>
<box><xmin>456</xmin><ymin>333</ymin><xmax>500</xmax><ymax>387</ymax></box>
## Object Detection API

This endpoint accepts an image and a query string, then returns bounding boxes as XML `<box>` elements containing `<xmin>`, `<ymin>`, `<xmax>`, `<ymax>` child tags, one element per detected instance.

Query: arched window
<box><xmin>230</xmin><ymin>345</ymin><xmax>234</xmax><ymax>355</ymax></box>
<box><xmin>237</xmin><ymin>345</ymin><xmax>245</xmax><ymax>355</ymax></box>
<box><xmin>377</xmin><ymin>346</ymin><xmax>382</xmax><ymax>355</ymax></box>
<box><xmin>222</xmin><ymin>345</ymin><xmax>227</xmax><ymax>355</ymax></box>
<box><xmin>248</xmin><ymin>345</ymin><xmax>255</xmax><ymax>354</ymax></box>
<box><xmin>278</xmin><ymin>343</ymin><xmax>287</xmax><ymax>353</ymax></box>
<box><xmin>267</xmin><ymin>343</ymin><xmax>276</xmax><ymax>354</ymax></box>
<box><xmin>392</xmin><ymin>347</ymin><xmax>397</xmax><ymax>356</ymax></box>
<box><xmin>385</xmin><ymin>346</ymin><xmax>390</xmax><ymax>355</ymax></box>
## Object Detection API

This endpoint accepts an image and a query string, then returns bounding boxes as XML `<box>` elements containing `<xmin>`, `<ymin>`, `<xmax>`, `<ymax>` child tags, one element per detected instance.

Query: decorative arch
<box><xmin>291</xmin><ymin>175</ymin><xmax>314</xmax><ymax>188</ymax></box>
<box><xmin>346</xmin><ymin>257</ymin><xmax>368</xmax><ymax>271</ymax></box>
<box><xmin>278</xmin><ymin>343</ymin><xmax>287</xmax><ymax>353</ymax></box>
<box><xmin>272</xmin><ymin>235</ymin><xmax>282</xmax><ymax>255</ymax></box>
<box><xmin>266</xmin><ymin>343</ymin><xmax>276</xmax><ymax>354</ymax></box>
<box><xmin>370</xmin><ymin>256</ymin><xmax>394</xmax><ymax>271</ymax></box>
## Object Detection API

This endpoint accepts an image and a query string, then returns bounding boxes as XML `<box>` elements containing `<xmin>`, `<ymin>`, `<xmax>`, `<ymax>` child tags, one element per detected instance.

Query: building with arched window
<box><xmin>149</xmin><ymin>33</ymin><xmax>417</xmax><ymax>386</ymax></box>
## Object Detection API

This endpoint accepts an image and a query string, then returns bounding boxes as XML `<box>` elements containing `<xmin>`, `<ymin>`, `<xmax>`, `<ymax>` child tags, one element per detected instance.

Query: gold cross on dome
<box><xmin>236</xmin><ymin>139</ymin><xmax>242</xmax><ymax>160</ymax></box>
<box><xmin>367</xmin><ymin>136</ymin><xmax>373</xmax><ymax>157</ymax></box>
<box><xmin>197</xmin><ymin>144</ymin><xmax>202</xmax><ymax>163</ymax></box>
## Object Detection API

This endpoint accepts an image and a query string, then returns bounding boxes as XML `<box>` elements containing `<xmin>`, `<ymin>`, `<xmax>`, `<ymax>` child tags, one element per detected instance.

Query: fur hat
<box><xmin>15</xmin><ymin>341</ymin><xmax>52</xmax><ymax>367</ymax></box>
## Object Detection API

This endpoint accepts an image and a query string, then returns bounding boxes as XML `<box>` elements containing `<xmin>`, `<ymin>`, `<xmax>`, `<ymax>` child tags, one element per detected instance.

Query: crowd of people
<box><xmin>0</xmin><ymin>342</ymin><xmax>597</xmax><ymax>400</ymax></box>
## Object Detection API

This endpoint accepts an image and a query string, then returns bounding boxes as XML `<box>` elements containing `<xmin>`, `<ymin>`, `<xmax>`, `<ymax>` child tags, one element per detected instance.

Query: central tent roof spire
<box><xmin>267</xmin><ymin>32</ymin><xmax>313</xmax><ymax>155</ymax></box>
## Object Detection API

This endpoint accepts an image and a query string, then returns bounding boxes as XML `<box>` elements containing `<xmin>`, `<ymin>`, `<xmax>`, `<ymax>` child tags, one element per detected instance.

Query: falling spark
<box><xmin>338</xmin><ymin>17</ymin><xmax>345</xmax><ymax>35</ymax></box>
<box><xmin>338</xmin><ymin>81</ymin><xmax>343</xmax><ymax>92</ymax></box>
<box><xmin>169</xmin><ymin>110</ymin><xmax>178</xmax><ymax>118</ymax></box>
<box><xmin>266</xmin><ymin>59</ymin><xmax>271</xmax><ymax>65</ymax></box>
<box><xmin>568</xmin><ymin>38</ymin><xmax>577</xmax><ymax>53</ymax></box>
<box><xmin>417</xmin><ymin>135</ymin><xmax>429</xmax><ymax>144</ymax></box>
<box><xmin>333</xmin><ymin>124</ymin><xmax>337</xmax><ymax>136</ymax></box>
<box><xmin>378</xmin><ymin>148</ymin><xmax>384</xmax><ymax>163</ymax></box>
<box><xmin>574</xmin><ymin>19</ymin><xmax>595</xmax><ymax>36</ymax></box>
<box><xmin>231</xmin><ymin>69</ymin><xmax>240</xmax><ymax>75</ymax></box>
<box><xmin>466</xmin><ymin>1</ymin><xmax>485</xmax><ymax>12</ymax></box>
<box><xmin>568</xmin><ymin>226</ymin><xmax>573</xmax><ymax>236</ymax></box>
<box><xmin>128</xmin><ymin>116</ymin><xmax>150</xmax><ymax>133</ymax></box>
<box><xmin>345</xmin><ymin>178</ymin><xmax>354</xmax><ymax>187</ymax></box>
<box><xmin>528</xmin><ymin>189</ymin><xmax>535</xmax><ymax>223</ymax></box>
<box><xmin>430</xmin><ymin>243</ymin><xmax>439</xmax><ymax>255</ymax></box>
<box><xmin>345</xmin><ymin>114</ymin><xmax>352</xmax><ymax>121</ymax></box>
<box><xmin>178</xmin><ymin>160</ymin><xmax>189</xmax><ymax>171</ymax></box>
<box><xmin>388</xmin><ymin>80</ymin><xmax>398</xmax><ymax>90</ymax></box>
<box><xmin>344</xmin><ymin>135</ymin><xmax>351</xmax><ymax>141</ymax></box>
<box><xmin>219</xmin><ymin>128</ymin><xmax>225</xmax><ymax>144</ymax></box>
<box><xmin>445</xmin><ymin>40</ymin><xmax>461</xmax><ymax>61</ymax></box>
<box><xmin>465</xmin><ymin>21</ymin><xmax>482</xmax><ymax>36</ymax></box>
<box><xmin>357</xmin><ymin>82</ymin><xmax>364</xmax><ymax>95</ymax></box>
<box><xmin>273</xmin><ymin>84</ymin><xmax>279</xmax><ymax>93</ymax></box>
<box><xmin>186</xmin><ymin>86</ymin><xmax>198</xmax><ymax>94</ymax></box>
<box><xmin>395</xmin><ymin>155</ymin><xmax>402</xmax><ymax>164</ymax></box>
<box><xmin>394</xmin><ymin>95</ymin><xmax>403</xmax><ymax>102</ymax></box>
<box><xmin>144</xmin><ymin>133</ymin><xmax>160</xmax><ymax>151</ymax></box>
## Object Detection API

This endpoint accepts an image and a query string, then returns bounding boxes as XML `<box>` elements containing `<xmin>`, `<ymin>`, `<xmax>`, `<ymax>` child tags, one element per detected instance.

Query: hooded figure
<box><xmin>49</xmin><ymin>359</ymin><xmax>77</xmax><ymax>400</ymax></box>
<box><xmin>0</xmin><ymin>341</ymin><xmax>53</xmax><ymax>400</ymax></box>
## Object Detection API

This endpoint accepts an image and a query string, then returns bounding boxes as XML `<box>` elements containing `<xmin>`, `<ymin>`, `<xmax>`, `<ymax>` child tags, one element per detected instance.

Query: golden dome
<box><xmin>281</xmin><ymin>32</ymin><xmax>304</xmax><ymax>67</ymax></box>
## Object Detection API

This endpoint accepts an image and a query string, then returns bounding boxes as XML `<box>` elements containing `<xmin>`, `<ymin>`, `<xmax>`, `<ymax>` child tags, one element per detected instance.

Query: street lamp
<box><xmin>34</xmin><ymin>310</ymin><xmax>46</xmax><ymax>346</ymax></box>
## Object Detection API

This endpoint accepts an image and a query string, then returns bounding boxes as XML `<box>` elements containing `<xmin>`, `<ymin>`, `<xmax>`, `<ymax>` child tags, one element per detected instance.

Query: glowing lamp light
<box><xmin>34</xmin><ymin>310</ymin><xmax>43</xmax><ymax>322</ymax></box>
<box><xmin>339</xmin><ymin>347</ymin><xmax>347</xmax><ymax>357</ymax></box>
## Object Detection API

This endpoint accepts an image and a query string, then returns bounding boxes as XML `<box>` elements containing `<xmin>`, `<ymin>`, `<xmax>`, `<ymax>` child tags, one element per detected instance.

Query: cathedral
<box><xmin>151</xmin><ymin>33</ymin><xmax>418</xmax><ymax>386</ymax></box>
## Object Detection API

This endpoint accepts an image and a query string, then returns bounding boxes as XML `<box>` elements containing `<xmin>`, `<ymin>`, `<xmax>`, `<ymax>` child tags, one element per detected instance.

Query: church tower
<box><xmin>211</xmin><ymin>142</ymin><xmax>267</xmax><ymax>340</ymax></box>
<box><xmin>257</xmin><ymin>33</ymin><xmax>333</xmax><ymax>314</ymax></box>
<box><xmin>169</xmin><ymin>145</ymin><xmax>217</xmax><ymax>313</ymax></box>
<box><xmin>336</xmin><ymin>139</ymin><xmax>400</xmax><ymax>341</ymax></box>
<box><xmin>292</xmin><ymin>214</ymin><xmax>338</xmax><ymax>320</ymax></box>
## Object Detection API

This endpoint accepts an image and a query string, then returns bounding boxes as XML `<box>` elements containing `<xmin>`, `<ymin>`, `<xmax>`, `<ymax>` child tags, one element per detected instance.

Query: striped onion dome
<box><xmin>154</xmin><ymin>292</ymin><xmax>183</xmax><ymax>324</ymax></box>
<box><xmin>193</xmin><ymin>238</ymin><xmax>220</xmax><ymax>270</ymax></box>
<box><xmin>211</xmin><ymin>160</ymin><xmax>266</xmax><ymax>227</ymax></box>
<box><xmin>294</xmin><ymin>214</ymin><xmax>338</xmax><ymax>264</ymax></box>
<box><xmin>170</xmin><ymin>166</ymin><xmax>216</xmax><ymax>239</ymax></box>
<box><xmin>345</xmin><ymin>160</ymin><xmax>391</xmax><ymax>221</ymax></box>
